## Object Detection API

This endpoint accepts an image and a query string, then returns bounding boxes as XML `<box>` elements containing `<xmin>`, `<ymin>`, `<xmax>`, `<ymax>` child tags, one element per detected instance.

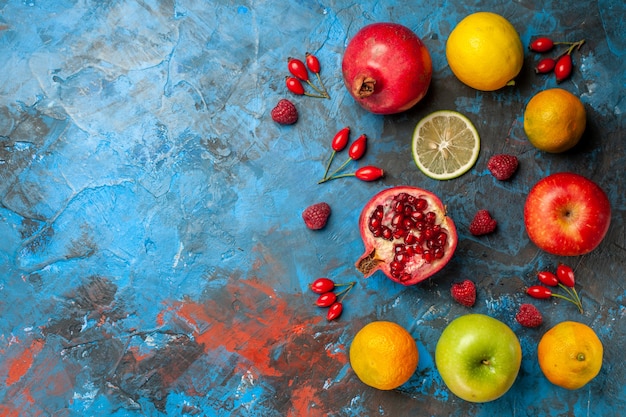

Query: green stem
<box><xmin>306</xmin><ymin>79</ymin><xmax>329</xmax><ymax>98</ymax></box>
<box><xmin>551</xmin><ymin>292</ymin><xmax>583</xmax><ymax>314</ymax></box>
<box><xmin>303</xmin><ymin>91</ymin><xmax>328</xmax><ymax>99</ymax></box>
<box><xmin>318</xmin><ymin>156</ymin><xmax>353</xmax><ymax>183</ymax></box>
<box><xmin>322</xmin><ymin>150</ymin><xmax>336</xmax><ymax>180</ymax></box>
<box><xmin>315</xmin><ymin>72</ymin><xmax>331</xmax><ymax>99</ymax></box>
<box><xmin>335</xmin><ymin>282</ymin><xmax>355</xmax><ymax>302</ymax></box>
<box><xmin>554</xmin><ymin>39</ymin><xmax>585</xmax><ymax>58</ymax></box>
<box><xmin>318</xmin><ymin>171</ymin><xmax>356</xmax><ymax>184</ymax></box>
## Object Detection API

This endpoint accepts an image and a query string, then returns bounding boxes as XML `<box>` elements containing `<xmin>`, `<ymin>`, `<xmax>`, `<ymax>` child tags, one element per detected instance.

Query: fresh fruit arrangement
<box><xmin>276</xmin><ymin>11</ymin><xmax>610</xmax><ymax>401</ymax></box>
<box><xmin>355</xmin><ymin>186</ymin><xmax>457</xmax><ymax>286</ymax></box>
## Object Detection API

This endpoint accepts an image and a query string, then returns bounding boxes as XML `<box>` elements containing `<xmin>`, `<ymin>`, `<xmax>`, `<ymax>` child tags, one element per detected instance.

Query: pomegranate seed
<box><xmin>405</xmin><ymin>233</ymin><xmax>417</xmax><ymax>245</ymax></box>
<box><xmin>391</xmin><ymin>213</ymin><xmax>404</xmax><ymax>228</ymax></box>
<box><xmin>415</xmin><ymin>198</ymin><xmax>428</xmax><ymax>211</ymax></box>
<box><xmin>393</xmin><ymin>228</ymin><xmax>407</xmax><ymax>239</ymax></box>
<box><xmin>369</xmin><ymin>216</ymin><xmax>380</xmax><ymax>229</ymax></box>
<box><xmin>425</xmin><ymin>212</ymin><xmax>436</xmax><ymax>224</ymax></box>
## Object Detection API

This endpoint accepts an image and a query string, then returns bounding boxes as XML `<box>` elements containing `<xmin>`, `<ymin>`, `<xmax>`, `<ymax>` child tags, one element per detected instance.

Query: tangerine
<box><xmin>537</xmin><ymin>321</ymin><xmax>603</xmax><ymax>390</ymax></box>
<box><xmin>349</xmin><ymin>321</ymin><xmax>419</xmax><ymax>390</ymax></box>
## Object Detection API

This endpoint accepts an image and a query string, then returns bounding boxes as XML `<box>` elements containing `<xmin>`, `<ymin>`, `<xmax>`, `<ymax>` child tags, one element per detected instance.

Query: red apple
<box><xmin>524</xmin><ymin>172</ymin><xmax>611</xmax><ymax>256</ymax></box>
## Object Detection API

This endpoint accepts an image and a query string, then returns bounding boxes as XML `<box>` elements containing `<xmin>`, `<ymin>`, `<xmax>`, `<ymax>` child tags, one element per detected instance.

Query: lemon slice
<box><xmin>411</xmin><ymin>110</ymin><xmax>480</xmax><ymax>180</ymax></box>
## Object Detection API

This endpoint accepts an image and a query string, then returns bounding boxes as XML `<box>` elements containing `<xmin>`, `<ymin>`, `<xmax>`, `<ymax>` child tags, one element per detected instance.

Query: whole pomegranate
<box><xmin>356</xmin><ymin>186</ymin><xmax>457</xmax><ymax>286</ymax></box>
<box><xmin>342</xmin><ymin>22</ymin><xmax>432</xmax><ymax>115</ymax></box>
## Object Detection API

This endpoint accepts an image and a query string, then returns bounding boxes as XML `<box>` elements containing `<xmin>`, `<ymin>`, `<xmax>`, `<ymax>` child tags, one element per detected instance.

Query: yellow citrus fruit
<box><xmin>349</xmin><ymin>321</ymin><xmax>419</xmax><ymax>390</ymax></box>
<box><xmin>446</xmin><ymin>12</ymin><xmax>524</xmax><ymax>91</ymax></box>
<box><xmin>523</xmin><ymin>88</ymin><xmax>587</xmax><ymax>153</ymax></box>
<box><xmin>537</xmin><ymin>321</ymin><xmax>603</xmax><ymax>390</ymax></box>
<box><xmin>411</xmin><ymin>110</ymin><xmax>480</xmax><ymax>180</ymax></box>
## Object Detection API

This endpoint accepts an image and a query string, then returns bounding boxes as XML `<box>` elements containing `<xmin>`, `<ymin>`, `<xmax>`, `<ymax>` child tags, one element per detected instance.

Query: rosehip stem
<box><xmin>551</xmin><ymin>290</ymin><xmax>584</xmax><ymax>314</ymax></box>
<box><xmin>319</xmin><ymin>166</ymin><xmax>384</xmax><ymax>183</ymax></box>
<box><xmin>554</xmin><ymin>39</ymin><xmax>585</xmax><ymax>58</ymax></box>
<box><xmin>335</xmin><ymin>281</ymin><xmax>356</xmax><ymax>302</ymax></box>
<box><xmin>305</xmin><ymin>79</ymin><xmax>330</xmax><ymax>98</ymax></box>
<box><xmin>320</xmin><ymin>156</ymin><xmax>353</xmax><ymax>182</ymax></box>
<box><xmin>315</xmin><ymin>72</ymin><xmax>329</xmax><ymax>97</ymax></box>
<box><xmin>557</xmin><ymin>283</ymin><xmax>583</xmax><ymax>313</ymax></box>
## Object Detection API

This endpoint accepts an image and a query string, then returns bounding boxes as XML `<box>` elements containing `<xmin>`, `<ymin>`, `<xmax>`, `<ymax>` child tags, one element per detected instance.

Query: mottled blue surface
<box><xmin>0</xmin><ymin>0</ymin><xmax>625</xmax><ymax>416</ymax></box>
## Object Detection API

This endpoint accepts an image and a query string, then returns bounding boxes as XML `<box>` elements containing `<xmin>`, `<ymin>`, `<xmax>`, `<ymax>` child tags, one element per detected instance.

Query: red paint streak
<box><xmin>5</xmin><ymin>339</ymin><xmax>44</xmax><ymax>386</ymax></box>
<box><xmin>287</xmin><ymin>384</ymin><xmax>325</xmax><ymax>417</ymax></box>
<box><xmin>0</xmin><ymin>405</ymin><xmax>21</xmax><ymax>417</ymax></box>
<box><xmin>160</xmin><ymin>278</ymin><xmax>322</xmax><ymax>378</ymax></box>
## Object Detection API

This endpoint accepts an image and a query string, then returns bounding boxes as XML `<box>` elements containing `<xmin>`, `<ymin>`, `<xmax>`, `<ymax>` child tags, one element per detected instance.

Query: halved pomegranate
<box><xmin>356</xmin><ymin>186</ymin><xmax>457</xmax><ymax>286</ymax></box>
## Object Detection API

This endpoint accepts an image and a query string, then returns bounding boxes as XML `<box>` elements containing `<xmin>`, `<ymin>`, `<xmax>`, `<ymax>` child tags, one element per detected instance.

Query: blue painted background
<box><xmin>1</xmin><ymin>0</ymin><xmax>625</xmax><ymax>416</ymax></box>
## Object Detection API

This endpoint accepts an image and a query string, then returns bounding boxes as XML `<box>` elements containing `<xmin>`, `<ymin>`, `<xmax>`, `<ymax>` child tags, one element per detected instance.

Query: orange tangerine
<box><xmin>349</xmin><ymin>321</ymin><xmax>419</xmax><ymax>390</ymax></box>
<box><xmin>537</xmin><ymin>321</ymin><xmax>603</xmax><ymax>390</ymax></box>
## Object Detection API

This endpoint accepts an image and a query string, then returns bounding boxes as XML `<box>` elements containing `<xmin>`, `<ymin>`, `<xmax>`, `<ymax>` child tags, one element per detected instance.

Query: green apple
<box><xmin>435</xmin><ymin>314</ymin><xmax>522</xmax><ymax>402</ymax></box>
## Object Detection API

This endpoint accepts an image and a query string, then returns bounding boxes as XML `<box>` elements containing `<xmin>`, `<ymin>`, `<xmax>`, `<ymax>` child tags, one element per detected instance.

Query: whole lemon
<box><xmin>538</xmin><ymin>321</ymin><xmax>603</xmax><ymax>390</ymax></box>
<box><xmin>524</xmin><ymin>88</ymin><xmax>587</xmax><ymax>153</ymax></box>
<box><xmin>446</xmin><ymin>12</ymin><xmax>524</xmax><ymax>91</ymax></box>
<box><xmin>349</xmin><ymin>321</ymin><xmax>419</xmax><ymax>390</ymax></box>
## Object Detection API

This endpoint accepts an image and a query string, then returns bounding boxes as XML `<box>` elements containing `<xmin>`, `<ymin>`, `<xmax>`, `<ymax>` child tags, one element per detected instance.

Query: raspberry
<box><xmin>487</xmin><ymin>154</ymin><xmax>518</xmax><ymax>180</ymax></box>
<box><xmin>515</xmin><ymin>303</ymin><xmax>543</xmax><ymax>328</ymax></box>
<box><xmin>271</xmin><ymin>99</ymin><xmax>298</xmax><ymax>125</ymax></box>
<box><xmin>469</xmin><ymin>209</ymin><xmax>497</xmax><ymax>236</ymax></box>
<box><xmin>302</xmin><ymin>202</ymin><xmax>331</xmax><ymax>230</ymax></box>
<box><xmin>450</xmin><ymin>279</ymin><xmax>476</xmax><ymax>307</ymax></box>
